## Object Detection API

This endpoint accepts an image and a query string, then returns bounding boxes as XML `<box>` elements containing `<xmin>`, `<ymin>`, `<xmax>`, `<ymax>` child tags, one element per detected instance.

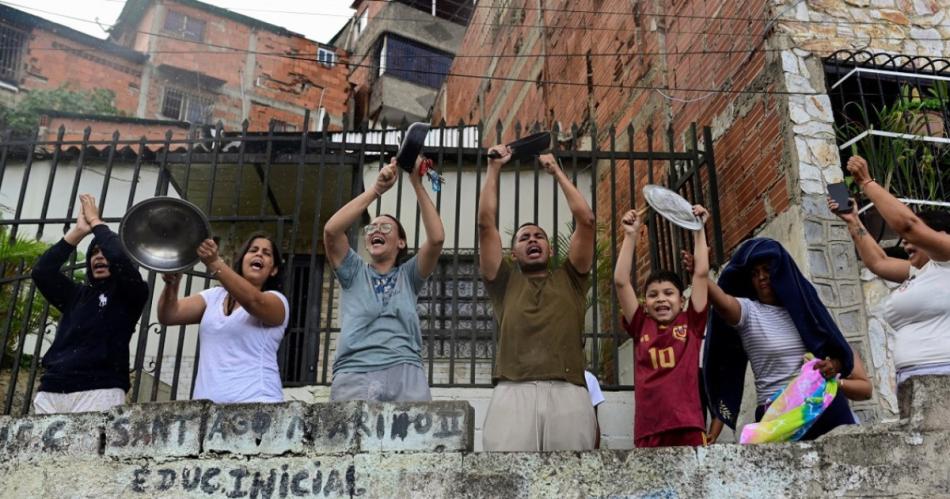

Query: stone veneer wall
<box><xmin>765</xmin><ymin>0</ymin><xmax>950</xmax><ymax>420</ymax></box>
<box><xmin>3</xmin><ymin>376</ymin><xmax>950</xmax><ymax>497</ymax></box>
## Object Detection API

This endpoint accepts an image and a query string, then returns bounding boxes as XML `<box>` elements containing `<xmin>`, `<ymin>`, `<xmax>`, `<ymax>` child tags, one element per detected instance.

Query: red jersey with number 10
<box><xmin>623</xmin><ymin>304</ymin><xmax>708</xmax><ymax>439</ymax></box>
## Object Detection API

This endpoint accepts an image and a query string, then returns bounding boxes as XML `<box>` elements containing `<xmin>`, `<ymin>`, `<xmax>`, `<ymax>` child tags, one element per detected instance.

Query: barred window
<box><xmin>378</xmin><ymin>34</ymin><xmax>452</xmax><ymax>89</ymax></box>
<box><xmin>163</xmin><ymin>10</ymin><xmax>206</xmax><ymax>42</ymax></box>
<box><xmin>0</xmin><ymin>23</ymin><xmax>27</xmax><ymax>85</ymax></box>
<box><xmin>269</xmin><ymin>119</ymin><xmax>298</xmax><ymax>132</ymax></box>
<box><xmin>161</xmin><ymin>87</ymin><xmax>213</xmax><ymax>123</ymax></box>
<box><xmin>418</xmin><ymin>253</ymin><xmax>494</xmax><ymax>341</ymax></box>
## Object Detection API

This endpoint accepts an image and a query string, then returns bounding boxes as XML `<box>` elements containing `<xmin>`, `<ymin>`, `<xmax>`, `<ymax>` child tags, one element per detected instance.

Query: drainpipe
<box><xmin>315</xmin><ymin>85</ymin><xmax>326</xmax><ymax>131</ymax></box>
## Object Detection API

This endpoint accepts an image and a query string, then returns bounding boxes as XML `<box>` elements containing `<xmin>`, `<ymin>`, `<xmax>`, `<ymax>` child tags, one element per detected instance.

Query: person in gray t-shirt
<box><xmin>323</xmin><ymin>156</ymin><xmax>444</xmax><ymax>402</ymax></box>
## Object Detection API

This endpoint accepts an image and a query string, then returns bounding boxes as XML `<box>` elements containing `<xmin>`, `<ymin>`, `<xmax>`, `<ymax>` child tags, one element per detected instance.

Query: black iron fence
<box><xmin>0</xmin><ymin>115</ymin><xmax>719</xmax><ymax>415</ymax></box>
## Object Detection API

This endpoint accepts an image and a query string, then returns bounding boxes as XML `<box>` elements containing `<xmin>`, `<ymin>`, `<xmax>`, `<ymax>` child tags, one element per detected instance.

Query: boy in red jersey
<box><xmin>613</xmin><ymin>205</ymin><xmax>710</xmax><ymax>447</ymax></box>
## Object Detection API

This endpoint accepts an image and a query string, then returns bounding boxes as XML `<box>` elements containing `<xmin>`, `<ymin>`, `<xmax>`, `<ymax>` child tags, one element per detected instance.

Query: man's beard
<box><xmin>517</xmin><ymin>259</ymin><xmax>548</xmax><ymax>273</ymax></box>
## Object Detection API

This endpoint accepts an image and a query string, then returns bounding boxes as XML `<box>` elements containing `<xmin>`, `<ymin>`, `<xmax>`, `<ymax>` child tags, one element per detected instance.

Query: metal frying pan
<box><xmin>395</xmin><ymin>122</ymin><xmax>430</xmax><ymax>173</ymax></box>
<box><xmin>119</xmin><ymin>197</ymin><xmax>211</xmax><ymax>272</ymax></box>
<box><xmin>487</xmin><ymin>131</ymin><xmax>552</xmax><ymax>161</ymax></box>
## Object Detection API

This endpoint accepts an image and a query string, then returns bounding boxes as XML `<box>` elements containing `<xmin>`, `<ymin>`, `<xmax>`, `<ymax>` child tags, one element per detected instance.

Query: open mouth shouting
<box><xmin>249</xmin><ymin>257</ymin><xmax>265</xmax><ymax>271</ymax></box>
<box><xmin>525</xmin><ymin>244</ymin><xmax>543</xmax><ymax>258</ymax></box>
<box><xmin>90</xmin><ymin>256</ymin><xmax>110</xmax><ymax>278</ymax></box>
<box><xmin>370</xmin><ymin>235</ymin><xmax>386</xmax><ymax>248</ymax></box>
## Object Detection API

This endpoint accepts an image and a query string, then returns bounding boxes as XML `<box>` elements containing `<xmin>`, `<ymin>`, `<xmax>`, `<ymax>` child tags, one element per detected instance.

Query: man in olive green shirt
<box><xmin>478</xmin><ymin>146</ymin><xmax>597</xmax><ymax>451</ymax></box>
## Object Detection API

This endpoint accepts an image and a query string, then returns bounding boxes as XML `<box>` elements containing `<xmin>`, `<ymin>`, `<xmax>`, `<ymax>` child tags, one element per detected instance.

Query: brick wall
<box><xmin>3</xmin><ymin>1</ymin><xmax>349</xmax><ymax>137</ymax></box>
<box><xmin>433</xmin><ymin>0</ymin><xmax>791</xmax><ymax>261</ymax></box>
<box><xmin>19</xmin><ymin>29</ymin><xmax>143</xmax><ymax>112</ymax></box>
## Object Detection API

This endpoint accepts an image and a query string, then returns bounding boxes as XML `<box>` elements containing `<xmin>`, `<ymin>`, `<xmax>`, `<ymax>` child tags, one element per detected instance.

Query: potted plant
<box><xmin>836</xmin><ymin>97</ymin><xmax>950</xmax><ymax>241</ymax></box>
<box><xmin>891</xmin><ymin>80</ymin><xmax>948</xmax><ymax>138</ymax></box>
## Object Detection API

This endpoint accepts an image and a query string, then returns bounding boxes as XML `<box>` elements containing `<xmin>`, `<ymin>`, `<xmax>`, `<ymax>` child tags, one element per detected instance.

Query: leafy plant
<box><xmin>0</xmin><ymin>84</ymin><xmax>122</xmax><ymax>136</ymax></box>
<box><xmin>836</xmin><ymin>98</ymin><xmax>950</xmax><ymax>202</ymax></box>
<box><xmin>0</xmin><ymin>226</ymin><xmax>79</xmax><ymax>368</ymax></box>
<box><xmin>894</xmin><ymin>80</ymin><xmax>949</xmax><ymax>114</ymax></box>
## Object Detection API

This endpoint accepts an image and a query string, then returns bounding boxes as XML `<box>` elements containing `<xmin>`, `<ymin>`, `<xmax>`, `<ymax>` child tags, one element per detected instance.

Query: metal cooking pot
<box><xmin>119</xmin><ymin>197</ymin><xmax>211</xmax><ymax>272</ymax></box>
<box><xmin>487</xmin><ymin>131</ymin><xmax>551</xmax><ymax>161</ymax></box>
<box><xmin>395</xmin><ymin>122</ymin><xmax>430</xmax><ymax>173</ymax></box>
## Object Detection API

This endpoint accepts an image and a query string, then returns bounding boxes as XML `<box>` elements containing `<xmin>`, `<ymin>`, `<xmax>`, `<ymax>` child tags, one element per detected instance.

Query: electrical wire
<box><xmin>4</xmin><ymin>0</ymin><xmax>941</xmax><ymax>41</ymax></box>
<box><xmin>2</xmin><ymin>0</ymin><xmax>940</xmax><ymax>99</ymax></box>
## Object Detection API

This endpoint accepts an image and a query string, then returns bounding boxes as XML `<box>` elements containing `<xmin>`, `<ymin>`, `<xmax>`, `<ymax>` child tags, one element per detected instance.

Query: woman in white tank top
<box><xmin>832</xmin><ymin>155</ymin><xmax>950</xmax><ymax>384</ymax></box>
<box><xmin>157</xmin><ymin>233</ymin><xmax>289</xmax><ymax>403</ymax></box>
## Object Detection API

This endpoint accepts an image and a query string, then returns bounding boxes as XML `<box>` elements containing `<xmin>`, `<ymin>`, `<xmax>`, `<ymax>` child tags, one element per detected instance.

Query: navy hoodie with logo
<box><xmin>31</xmin><ymin>224</ymin><xmax>149</xmax><ymax>393</ymax></box>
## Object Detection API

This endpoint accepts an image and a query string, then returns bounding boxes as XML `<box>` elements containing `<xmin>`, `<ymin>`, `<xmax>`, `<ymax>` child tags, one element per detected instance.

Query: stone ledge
<box><xmin>0</xmin><ymin>411</ymin><xmax>103</xmax><ymax>459</ymax></box>
<box><xmin>899</xmin><ymin>375</ymin><xmax>950</xmax><ymax>431</ymax></box>
<box><xmin>3</xmin><ymin>430</ymin><xmax>950</xmax><ymax>497</ymax></box>
<box><xmin>1</xmin><ymin>400</ymin><xmax>475</xmax><ymax>461</ymax></box>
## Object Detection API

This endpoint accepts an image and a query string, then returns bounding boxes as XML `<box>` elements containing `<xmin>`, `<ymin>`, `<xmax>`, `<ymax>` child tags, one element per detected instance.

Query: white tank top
<box><xmin>883</xmin><ymin>259</ymin><xmax>950</xmax><ymax>370</ymax></box>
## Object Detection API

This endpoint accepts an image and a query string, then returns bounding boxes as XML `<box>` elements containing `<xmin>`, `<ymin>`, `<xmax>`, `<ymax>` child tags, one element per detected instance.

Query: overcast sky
<box><xmin>7</xmin><ymin>0</ymin><xmax>355</xmax><ymax>44</ymax></box>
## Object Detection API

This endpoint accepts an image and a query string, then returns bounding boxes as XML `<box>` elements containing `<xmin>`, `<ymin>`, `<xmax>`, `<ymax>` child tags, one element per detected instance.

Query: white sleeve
<box><xmin>584</xmin><ymin>371</ymin><xmax>606</xmax><ymax>407</ymax></box>
<box><xmin>734</xmin><ymin>297</ymin><xmax>753</xmax><ymax>330</ymax></box>
<box><xmin>265</xmin><ymin>290</ymin><xmax>291</xmax><ymax>329</ymax></box>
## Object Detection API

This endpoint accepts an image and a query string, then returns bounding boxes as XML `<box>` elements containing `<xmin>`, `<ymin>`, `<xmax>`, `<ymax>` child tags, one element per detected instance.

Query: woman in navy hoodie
<box><xmin>31</xmin><ymin>194</ymin><xmax>149</xmax><ymax>414</ymax></box>
<box><xmin>696</xmin><ymin>238</ymin><xmax>872</xmax><ymax>442</ymax></box>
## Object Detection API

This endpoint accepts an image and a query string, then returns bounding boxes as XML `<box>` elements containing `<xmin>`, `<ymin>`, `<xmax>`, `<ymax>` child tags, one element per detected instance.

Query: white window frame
<box><xmin>161</xmin><ymin>87</ymin><xmax>213</xmax><ymax>123</ymax></box>
<box><xmin>317</xmin><ymin>47</ymin><xmax>337</xmax><ymax>68</ymax></box>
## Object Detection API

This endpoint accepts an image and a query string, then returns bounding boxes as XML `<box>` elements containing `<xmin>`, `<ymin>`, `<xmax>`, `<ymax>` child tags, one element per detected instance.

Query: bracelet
<box><xmin>209</xmin><ymin>264</ymin><xmax>222</xmax><ymax>278</ymax></box>
<box><xmin>859</xmin><ymin>178</ymin><xmax>875</xmax><ymax>188</ymax></box>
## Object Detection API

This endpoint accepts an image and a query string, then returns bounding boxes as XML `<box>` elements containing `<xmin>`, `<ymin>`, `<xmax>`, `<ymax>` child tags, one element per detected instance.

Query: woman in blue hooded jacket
<box><xmin>696</xmin><ymin>238</ymin><xmax>871</xmax><ymax>443</ymax></box>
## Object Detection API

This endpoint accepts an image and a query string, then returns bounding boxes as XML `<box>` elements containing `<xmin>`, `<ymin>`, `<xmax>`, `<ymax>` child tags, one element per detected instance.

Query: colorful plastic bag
<box><xmin>739</xmin><ymin>358</ymin><xmax>838</xmax><ymax>444</ymax></box>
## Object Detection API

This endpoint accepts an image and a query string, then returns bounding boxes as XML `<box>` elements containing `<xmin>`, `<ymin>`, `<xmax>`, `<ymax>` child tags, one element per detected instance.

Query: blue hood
<box><xmin>702</xmin><ymin>237</ymin><xmax>854</xmax><ymax>429</ymax></box>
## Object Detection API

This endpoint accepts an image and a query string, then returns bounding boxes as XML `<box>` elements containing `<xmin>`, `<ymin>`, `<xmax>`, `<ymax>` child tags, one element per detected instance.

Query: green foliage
<box><xmin>894</xmin><ymin>80</ymin><xmax>949</xmax><ymax>114</ymax></box>
<box><xmin>0</xmin><ymin>226</ymin><xmax>79</xmax><ymax>368</ymax></box>
<box><xmin>837</xmin><ymin>93</ymin><xmax>950</xmax><ymax>202</ymax></box>
<box><xmin>0</xmin><ymin>84</ymin><xmax>121</xmax><ymax>135</ymax></box>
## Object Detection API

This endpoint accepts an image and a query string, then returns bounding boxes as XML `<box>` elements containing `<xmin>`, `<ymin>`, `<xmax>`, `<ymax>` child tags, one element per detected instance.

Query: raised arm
<box><xmin>410</xmin><ymin>157</ymin><xmax>445</xmax><ymax>278</ymax></box>
<box><xmin>324</xmin><ymin>160</ymin><xmax>398</xmax><ymax>268</ymax></box>
<box><xmin>690</xmin><ymin>205</ymin><xmax>710</xmax><ymax>313</ymax></box>
<box><xmin>80</xmin><ymin>195</ymin><xmax>148</xmax><ymax>300</ymax></box>
<box><xmin>613</xmin><ymin>209</ymin><xmax>641</xmax><ymax>323</ymax></box>
<box><xmin>848</xmin><ymin>155</ymin><xmax>950</xmax><ymax>262</ymax></box>
<box><xmin>539</xmin><ymin>154</ymin><xmax>595</xmax><ymax>274</ymax></box>
<box><xmin>199</xmin><ymin>239</ymin><xmax>286</xmax><ymax>327</ymax></box>
<box><xmin>477</xmin><ymin>145</ymin><xmax>510</xmax><ymax>280</ymax></box>
<box><xmin>682</xmin><ymin>249</ymin><xmax>740</xmax><ymax>324</ymax></box>
<box><xmin>829</xmin><ymin>196</ymin><xmax>911</xmax><ymax>282</ymax></box>
<box><xmin>157</xmin><ymin>273</ymin><xmax>206</xmax><ymax>326</ymax></box>
<box><xmin>31</xmin><ymin>210</ymin><xmax>88</xmax><ymax>311</ymax></box>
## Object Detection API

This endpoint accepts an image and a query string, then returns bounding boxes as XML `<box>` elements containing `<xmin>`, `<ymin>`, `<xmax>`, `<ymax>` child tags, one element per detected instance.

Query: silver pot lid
<box><xmin>642</xmin><ymin>184</ymin><xmax>702</xmax><ymax>231</ymax></box>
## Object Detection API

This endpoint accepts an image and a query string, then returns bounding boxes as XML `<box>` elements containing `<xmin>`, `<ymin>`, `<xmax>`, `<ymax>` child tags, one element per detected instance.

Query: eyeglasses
<box><xmin>363</xmin><ymin>223</ymin><xmax>394</xmax><ymax>235</ymax></box>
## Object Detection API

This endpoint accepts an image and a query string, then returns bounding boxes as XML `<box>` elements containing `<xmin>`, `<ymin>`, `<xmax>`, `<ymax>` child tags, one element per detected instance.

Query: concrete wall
<box><xmin>3</xmin><ymin>376</ymin><xmax>950</xmax><ymax>497</ymax></box>
<box><xmin>284</xmin><ymin>385</ymin><xmax>636</xmax><ymax>452</ymax></box>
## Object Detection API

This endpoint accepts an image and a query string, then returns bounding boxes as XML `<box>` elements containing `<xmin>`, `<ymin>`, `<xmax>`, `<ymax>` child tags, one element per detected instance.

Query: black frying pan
<box><xmin>487</xmin><ymin>131</ymin><xmax>551</xmax><ymax>161</ymax></box>
<box><xmin>395</xmin><ymin>122</ymin><xmax>430</xmax><ymax>173</ymax></box>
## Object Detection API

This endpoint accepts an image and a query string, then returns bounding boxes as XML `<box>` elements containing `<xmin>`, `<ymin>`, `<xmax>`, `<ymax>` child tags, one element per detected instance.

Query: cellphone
<box><xmin>827</xmin><ymin>182</ymin><xmax>853</xmax><ymax>214</ymax></box>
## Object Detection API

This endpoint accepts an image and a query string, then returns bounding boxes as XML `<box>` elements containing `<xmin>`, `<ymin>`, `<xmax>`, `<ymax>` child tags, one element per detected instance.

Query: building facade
<box><xmin>432</xmin><ymin>0</ymin><xmax>950</xmax><ymax>428</ymax></box>
<box><xmin>0</xmin><ymin>0</ymin><xmax>349</xmax><ymax>140</ymax></box>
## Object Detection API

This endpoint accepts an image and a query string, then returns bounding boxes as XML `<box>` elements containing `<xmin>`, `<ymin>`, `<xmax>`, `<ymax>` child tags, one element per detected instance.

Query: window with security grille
<box><xmin>378</xmin><ymin>34</ymin><xmax>453</xmax><ymax>89</ymax></box>
<box><xmin>269</xmin><ymin>119</ymin><xmax>298</xmax><ymax>132</ymax></box>
<box><xmin>163</xmin><ymin>10</ymin><xmax>206</xmax><ymax>42</ymax></box>
<box><xmin>0</xmin><ymin>23</ymin><xmax>27</xmax><ymax>85</ymax></box>
<box><xmin>161</xmin><ymin>87</ymin><xmax>213</xmax><ymax>123</ymax></box>
<box><xmin>417</xmin><ymin>253</ymin><xmax>495</xmax><ymax>359</ymax></box>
